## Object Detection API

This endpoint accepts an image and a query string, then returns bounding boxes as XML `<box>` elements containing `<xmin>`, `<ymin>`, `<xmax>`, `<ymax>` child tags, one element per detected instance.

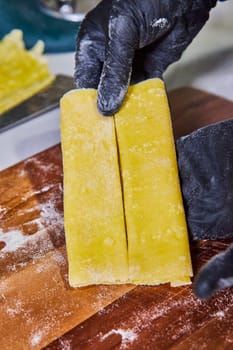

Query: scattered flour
<box><xmin>0</xmin><ymin>229</ymin><xmax>34</xmax><ymax>253</ymax></box>
<box><xmin>102</xmin><ymin>328</ymin><xmax>137</xmax><ymax>348</ymax></box>
<box><xmin>214</xmin><ymin>310</ymin><xmax>225</xmax><ymax>318</ymax></box>
<box><xmin>0</xmin><ymin>206</ymin><xmax>7</xmax><ymax>215</ymax></box>
<box><xmin>40</xmin><ymin>196</ymin><xmax>63</xmax><ymax>227</ymax></box>
<box><xmin>7</xmin><ymin>300</ymin><xmax>23</xmax><ymax>317</ymax></box>
<box><xmin>58</xmin><ymin>338</ymin><xmax>72</xmax><ymax>350</ymax></box>
<box><xmin>30</xmin><ymin>330</ymin><xmax>44</xmax><ymax>347</ymax></box>
<box><xmin>0</xmin><ymin>189</ymin><xmax>63</xmax><ymax>254</ymax></box>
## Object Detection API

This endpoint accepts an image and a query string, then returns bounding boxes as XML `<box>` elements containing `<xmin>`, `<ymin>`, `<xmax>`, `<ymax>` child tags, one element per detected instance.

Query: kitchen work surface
<box><xmin>0</xmin><ymin>88</ymin><xmax>233</xmax><ymax>350</ymax></box>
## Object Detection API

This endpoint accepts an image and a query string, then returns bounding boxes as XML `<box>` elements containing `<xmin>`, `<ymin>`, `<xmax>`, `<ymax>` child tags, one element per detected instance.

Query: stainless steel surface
<box><xmin>38</xmin><ymin>0</ymin><xmax>101</xmax><ymax>22</ymax></box>
<box><xmin>0</xmin><ymin>75</ymin><xmax>74</xmax><ymax>133</ymax></box>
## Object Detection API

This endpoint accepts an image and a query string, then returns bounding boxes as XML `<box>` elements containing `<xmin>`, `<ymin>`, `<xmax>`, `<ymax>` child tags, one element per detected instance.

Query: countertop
<box><xmin>0</xmin><ymin>1</ymin><xmax>233</xmax><ymax>171</ymax></box>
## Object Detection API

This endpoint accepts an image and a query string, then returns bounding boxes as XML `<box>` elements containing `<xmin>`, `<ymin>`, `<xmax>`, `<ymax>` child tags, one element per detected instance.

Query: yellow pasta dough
<box><xmin>115</xmin><ymin>79</ymin><xmax>192</xmax><ymax>286</ymax></box>
<box><xmin>61</xmin><ymin>89</ymin><xmax>128</xmax><ymax>287</ymax></box>
<box><xmin>0</xmin><ymin>30</ymin><xmax>54</xmax><ymax>115</ymax></box>
<box><xmin>61</xmin><ymin>78</ymin><xmax>193</xmax><ymax>287</ymax></box>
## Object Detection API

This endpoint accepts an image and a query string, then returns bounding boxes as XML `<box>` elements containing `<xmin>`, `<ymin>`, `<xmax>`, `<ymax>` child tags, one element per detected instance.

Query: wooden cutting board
<box><xmin>0</xmin><ymin>87</ymin><xmax>233</xmax><ymax>350</ymax></box>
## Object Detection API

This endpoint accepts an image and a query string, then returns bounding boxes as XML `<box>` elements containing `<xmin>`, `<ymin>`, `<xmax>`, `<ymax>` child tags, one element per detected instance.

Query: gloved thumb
<box><xmin>194</xmin><ymin>244</ymin><xmax>233</xmax><ymax>299</ymax></box>
<box><xmin>97</xmin><ymin>14</ymin><xmax>137</xmax><ymax>116</ymax></box>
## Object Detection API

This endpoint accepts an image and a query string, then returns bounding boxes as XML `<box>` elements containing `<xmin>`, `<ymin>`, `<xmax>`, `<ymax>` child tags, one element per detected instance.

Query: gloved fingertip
<box><xmin>97</xmin><ymin>85</ymin><xmax>127</xmax><ymax>116</ymax></box>
<box><xmin>193</xmin><ymin>277</ymin><xmax>214</xmax><ymax>300</ymax></box>
<box><xmin>97</xmin><ymin>105</ymin><xmax>117</xmax><ymax>117</ymax></box>
<box><xmin>97</xmin><ymin>97</ymin><xmax>120</xmax><ymax>116</ymax></box>
<box><xmin>193</xmin><ymin>259</ymin><xmax>221</xmax><ymax>300</ymax></box>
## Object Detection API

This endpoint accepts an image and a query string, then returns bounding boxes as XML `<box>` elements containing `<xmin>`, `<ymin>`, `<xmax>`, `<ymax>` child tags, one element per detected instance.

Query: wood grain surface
<box><xmin>0</xmin><ymin>87</ymin><xmax>233</xmax><ymax>350</ymax></box>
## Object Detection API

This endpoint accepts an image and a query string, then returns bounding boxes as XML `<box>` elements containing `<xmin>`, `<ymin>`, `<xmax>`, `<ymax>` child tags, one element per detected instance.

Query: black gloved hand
<box><xmin>177</xmin><ymin>118</ymin><xmax>233</xmax><ymax>299</ymax></box>
<box><xmin>75</xmin><ymin>0</ymin><xmax>217</xmax><ymax>115</ymax></box>
<box><xmin>177</xmin><ymin>119</ymin><xmax>233</xmax><ymax>242</ymax></box>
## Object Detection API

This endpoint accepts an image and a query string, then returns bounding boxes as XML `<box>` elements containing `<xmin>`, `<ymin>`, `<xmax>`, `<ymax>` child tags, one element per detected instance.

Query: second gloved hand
<box><xmin>177</xmin><ymin>118</ymin><xmax>233</xmax><ymax>299</ymax></box>
<box><xmin>75</xmin><ymin>0</ymin><xmax>217</xmax><ymax>115</ymax></box>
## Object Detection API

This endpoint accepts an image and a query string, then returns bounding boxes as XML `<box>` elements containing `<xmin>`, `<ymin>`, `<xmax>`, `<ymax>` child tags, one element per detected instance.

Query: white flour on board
<box><xmin>0</xmin><ymin>229</ymin><xmax>34</xmax><ymax>253</ymax></box>
<box><xmin>102</xmin><ymin>328</ymin><xmax>138</xmax><ymax>349</ymax></box>
<box><xmin>0</xmin><ymin>189</ymin><xmax>63</xmax><ymax>254</ymax></box>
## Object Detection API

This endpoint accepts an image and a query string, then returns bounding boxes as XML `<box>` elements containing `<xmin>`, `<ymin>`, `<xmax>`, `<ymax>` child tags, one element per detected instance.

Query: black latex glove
<box><xmin>177</xmin><ymin>119</ymin><xmax>233</xmax><ymax>299</ymax></box>
<box><xmin>75</xmin><ymin>0</ymin><xmax>217</xmax><ymax>115</ymax></box>
<box><xmin>177</xmin><ymin>119</ymin><xmax>233</xmax><ymax>241</ymax></box>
